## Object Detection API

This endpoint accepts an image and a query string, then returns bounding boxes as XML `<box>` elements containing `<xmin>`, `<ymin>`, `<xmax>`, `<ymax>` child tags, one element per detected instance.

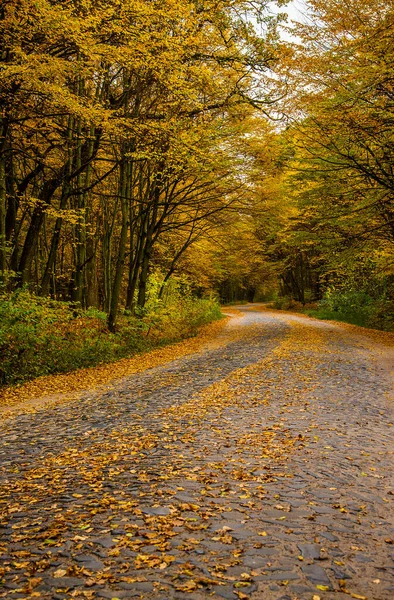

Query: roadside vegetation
<box><xmin>1</xmin><ymin>0</ymin><xmax>393</xmax><ymax>389</ymax></box>
<box><xmin>270</xmin><ymin>292</ymin><xmax>394</xmax><ymax>332</ymax></box>
<box><xmin>0</xmin><ymin>283</ymin><xmax>221</xmax><ymax>386</ymax></box>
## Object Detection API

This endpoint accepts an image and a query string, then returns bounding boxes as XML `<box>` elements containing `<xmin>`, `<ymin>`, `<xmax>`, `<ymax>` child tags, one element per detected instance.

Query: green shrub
<box><xmin>306</xmin><ymin>289</ymin><xmax>394</xmax><ymax>330</ymax></box>
<box><xmin>137</xmin><ymin>271</ymin><xmax>223</xmax><ymax>341</ymax></box>
<box><xmin>0</xmin><ymin>286</ymin><xmax>223</xmax><ymax>386</ymax></box>
<box><xmin>270</xmin><ymin>296</ymin><xmax>303</xmax><ymax>311</ymax></box>
<box><xmin>144</xmin><ymin>296</ymin><xmax>222</xmax><ymax>342</ymax></box>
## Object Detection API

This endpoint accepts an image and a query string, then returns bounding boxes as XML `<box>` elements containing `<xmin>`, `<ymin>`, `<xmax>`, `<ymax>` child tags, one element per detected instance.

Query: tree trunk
<box><xmin>103</xmin><ymin>225</ymin><xmax>112</xmax><ymax>312</ymax></box>
<box><xmin>107</xmin><ymin>160</ymin><xmax>130</xmax><ymax>331</ymax></box>
<box><xmin>137</xmin><ymin>243</ymin><xmax>151</xmax><ymax>309</ymax></box>
<box><xmin>0</xmin><ymin>118</ymin><xmax>8</xmax><ymax>281</ymax></box>
<box><xmin>0</xmin><ymin>151</ymin><xmax>6</xmax><ymax>281</ymax></box>
<box><xmin>41</xmin><ymin>183</ymin><xmax>69</xmax><ymax>296</ymax></box>
<box><xmin>126</xmin><ymin>214</ymin><xmax>146</xmax><ymax>312</ymax></box>
<box><xmin>86</xmin><ymin>232</ymin><xmax>98</xmax><ymax>307</ymax></box>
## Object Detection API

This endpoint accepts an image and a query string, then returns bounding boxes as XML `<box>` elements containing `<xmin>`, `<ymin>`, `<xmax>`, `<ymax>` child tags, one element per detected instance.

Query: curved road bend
<box><xmin>0</xmin><ymin>306</ymin><xmax>393</xmax><ymax>600</ymax></box>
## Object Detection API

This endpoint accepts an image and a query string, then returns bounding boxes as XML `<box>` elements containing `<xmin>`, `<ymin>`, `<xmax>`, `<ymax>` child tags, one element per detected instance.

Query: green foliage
<box><xmin>142</xmin><ymin>272</ymin><xmax>223</xmax><ymax>341</ymax></box>
<box><xmin>270</xmin><ymin>296</ymin><xmax>304</xmax><ymax>311</ymax></box>
<box><xmin>0</xmin><ymin>288</ymin><xmax>222</xmax><ymax>386</ymax></box>
<box><xmin>306</xmin><ymin>289</ymin><xmax>394</xmax><ymax>331</ymax></box>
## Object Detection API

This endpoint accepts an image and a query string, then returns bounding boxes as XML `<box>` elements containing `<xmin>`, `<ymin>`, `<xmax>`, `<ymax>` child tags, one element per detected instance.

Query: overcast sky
<box><xmin>269</xmin><ymin>0</ymin><xmax>308</xmax><ymax>41</ymax></box>
<box><xmin>283</xmin><ymin>0</ymin><xmax>307</xmax><ymax>23</ymax></box>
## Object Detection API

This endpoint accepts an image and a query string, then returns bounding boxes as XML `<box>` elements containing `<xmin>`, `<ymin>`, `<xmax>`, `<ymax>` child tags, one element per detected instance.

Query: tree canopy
<box><xmin>1</xmin><ymin>0</ymin><xmax>393</xmax><ymax>331</ymax></box>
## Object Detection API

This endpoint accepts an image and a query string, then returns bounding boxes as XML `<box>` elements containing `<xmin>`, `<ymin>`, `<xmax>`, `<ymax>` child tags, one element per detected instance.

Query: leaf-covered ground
<box><xmin>0</xmin><ymin>307</ymin><xmax>393</xmax><ymax>600</ymax></box>
<box><xmin>0</xmin><ymin>316</ymin><xmax>232</xmax><ymax>419</ymax></box>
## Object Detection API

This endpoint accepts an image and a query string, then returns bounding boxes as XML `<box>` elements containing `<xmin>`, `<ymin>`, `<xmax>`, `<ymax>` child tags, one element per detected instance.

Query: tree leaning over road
<box><xmin>0</xmin><ymin>0</ymin><xmax>282</xmax><ymax>327</ymax></box>
<box><xmin>250</xmin><ymin>0</ymin><xmax>394</xmax><ymax>319</ymax></box>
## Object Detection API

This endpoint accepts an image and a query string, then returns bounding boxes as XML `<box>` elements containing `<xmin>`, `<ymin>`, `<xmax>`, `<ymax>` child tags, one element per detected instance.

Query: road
<box><xmin>0</xmin><ymin>306</ymin><xmax>393</xmax><ymax>600</ymax></box>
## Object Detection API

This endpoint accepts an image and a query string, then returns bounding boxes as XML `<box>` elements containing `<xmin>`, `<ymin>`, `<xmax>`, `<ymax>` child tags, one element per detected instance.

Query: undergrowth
<box><xmin>270</xmin><ymin>291</ymin><xmax>394</xmax><ymax>331</ymax></box>
<box><xmin>305</xmin><ymin>291</ymin><xmax>394</xmax><ymax>331</ymax></box>
<box><xmin>0</xmin><ymin>288</ymin><xmax>222</xmax><ymax>386</ymax></box>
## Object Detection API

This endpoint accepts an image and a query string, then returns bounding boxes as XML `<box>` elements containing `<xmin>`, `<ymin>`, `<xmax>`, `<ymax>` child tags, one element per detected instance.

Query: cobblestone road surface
<box><xmin>1</xmin><ymin>307</ymin><xmax>393</xmax><ymax>600</ymax></box>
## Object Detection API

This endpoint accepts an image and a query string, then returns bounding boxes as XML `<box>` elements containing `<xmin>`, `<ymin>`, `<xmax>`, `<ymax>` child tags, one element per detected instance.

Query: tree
<box><xmin>1</xmin><ymin>0</ymin><xmax>284</xmax><ymax>327</ymax></box>
<box><xmin>281</xmin><ymin>0</ymin><xmax>394</xmax><ymax>243</ymax></box>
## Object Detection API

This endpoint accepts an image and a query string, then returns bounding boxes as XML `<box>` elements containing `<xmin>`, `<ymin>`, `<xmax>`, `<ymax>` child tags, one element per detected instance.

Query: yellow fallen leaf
<box><xmin>53</xmin><ymin>569</ymin><xmax>67</xmax><ymax>578</ymax></box>
<box><xmin>176</xmin><ymin>580</ymin><xmax>198</xmax><ymax>592</ymax></box>
<box><xmin>182</xmin><ymin>569</ymin><xmax>194</xmax><ymax>577</ymax></box>
<box><xmin>316</xmin><ymin>585</ymin><xmax>330</xmax><ymax>591</ymax></box>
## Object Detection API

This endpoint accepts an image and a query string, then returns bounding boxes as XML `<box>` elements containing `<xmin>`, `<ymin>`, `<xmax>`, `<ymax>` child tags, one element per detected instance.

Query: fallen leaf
<box><xmin>53</xmin><ymin>568</ymin><xmax>67</xmax><ymax>578</ymax></box>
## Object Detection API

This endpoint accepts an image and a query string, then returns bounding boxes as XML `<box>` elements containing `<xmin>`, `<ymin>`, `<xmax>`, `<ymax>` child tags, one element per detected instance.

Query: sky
<box><xmin>270</xmin><ymin>0</ymin><xmax>308</xmax><ymax>41</ymax></box>
<box><xmin>283</xmin><ymin>0</ymin><xmax>307</xmax><ymax>23</ymax></box>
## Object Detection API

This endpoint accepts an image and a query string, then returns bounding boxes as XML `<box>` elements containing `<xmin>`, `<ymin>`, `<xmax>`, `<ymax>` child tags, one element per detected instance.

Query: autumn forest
<box><xmin>1</xmin><ymin>0</ymin><xmax>394</xmax><ymax>383</ymax></box>
<box><xmin>1</xmin><ymin>3</ymin><xmax>394</xmax><ymax>599</ymax></box>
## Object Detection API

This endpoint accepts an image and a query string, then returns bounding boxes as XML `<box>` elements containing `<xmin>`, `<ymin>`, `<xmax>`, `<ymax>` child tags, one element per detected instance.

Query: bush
<box><xmin>265</xmin><ymin>286</ymin><xmax>394</xmax><ymax>331</ymax></box>
<box><xmin>135</xmin><ymin>271</ymin><xmax>223</xmax><ymax>342</ymax></box>
<box><xmin>270</xmin><ymin>296</ymin><xmax>303</xmax><ymax>311</ymax></box>
<box><xmin>306</xmin><ymin>289</ymin><xmax>394</xmax><ymax>331</ymax></box>
<box><xmin>312</xmin><ymin>290</ymin><xmax>374</xmax><ymax>326</ymax></box>
<box><xmin>367</xmin><ymin>298</ymin><xmax>394</xmax><ymax>331</ymax></box>
<box><xmin>143</xmin><ymin>296</ymin><xmax>222</xmax><ymax>342</ymax></box>
<box><xmin>0</xmin><ymin>287</ymin><xmax>223</xmax><ymax>386</ymax></box>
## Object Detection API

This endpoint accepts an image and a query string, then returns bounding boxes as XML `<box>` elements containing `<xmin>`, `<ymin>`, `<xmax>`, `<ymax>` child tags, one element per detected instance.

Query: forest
<box><xmin>1</xmin><ymin>0</ymin><xmax>393</xmax><ymax>384</ymax></box>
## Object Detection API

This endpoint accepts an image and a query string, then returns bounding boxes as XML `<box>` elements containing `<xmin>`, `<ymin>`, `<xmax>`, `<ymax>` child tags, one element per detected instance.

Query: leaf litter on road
<box><xmin>0</xmin><ymin>307</ymin><xmax>393</xmax><ymax>599</ymax></box>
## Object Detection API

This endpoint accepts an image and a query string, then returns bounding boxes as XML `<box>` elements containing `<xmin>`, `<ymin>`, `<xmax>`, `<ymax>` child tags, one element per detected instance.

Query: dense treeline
<box><xmin>218</xmin><ymin>0</ymin><xmax>394</xmax><ymax>329</ymax></box>
<box><xmin>1</xmin><ymin>0</ymin><xmax>394</xmax><ymax>387</ymax></box>
<box><xmin>0</xmin><ymin>0</ymin><xmax>280</xmax><ymax>329</ymax></box>
<box><xmin>273</xmin><ymin>0</ymin><xmax>394</xmax><ymax>327</ymax></box>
